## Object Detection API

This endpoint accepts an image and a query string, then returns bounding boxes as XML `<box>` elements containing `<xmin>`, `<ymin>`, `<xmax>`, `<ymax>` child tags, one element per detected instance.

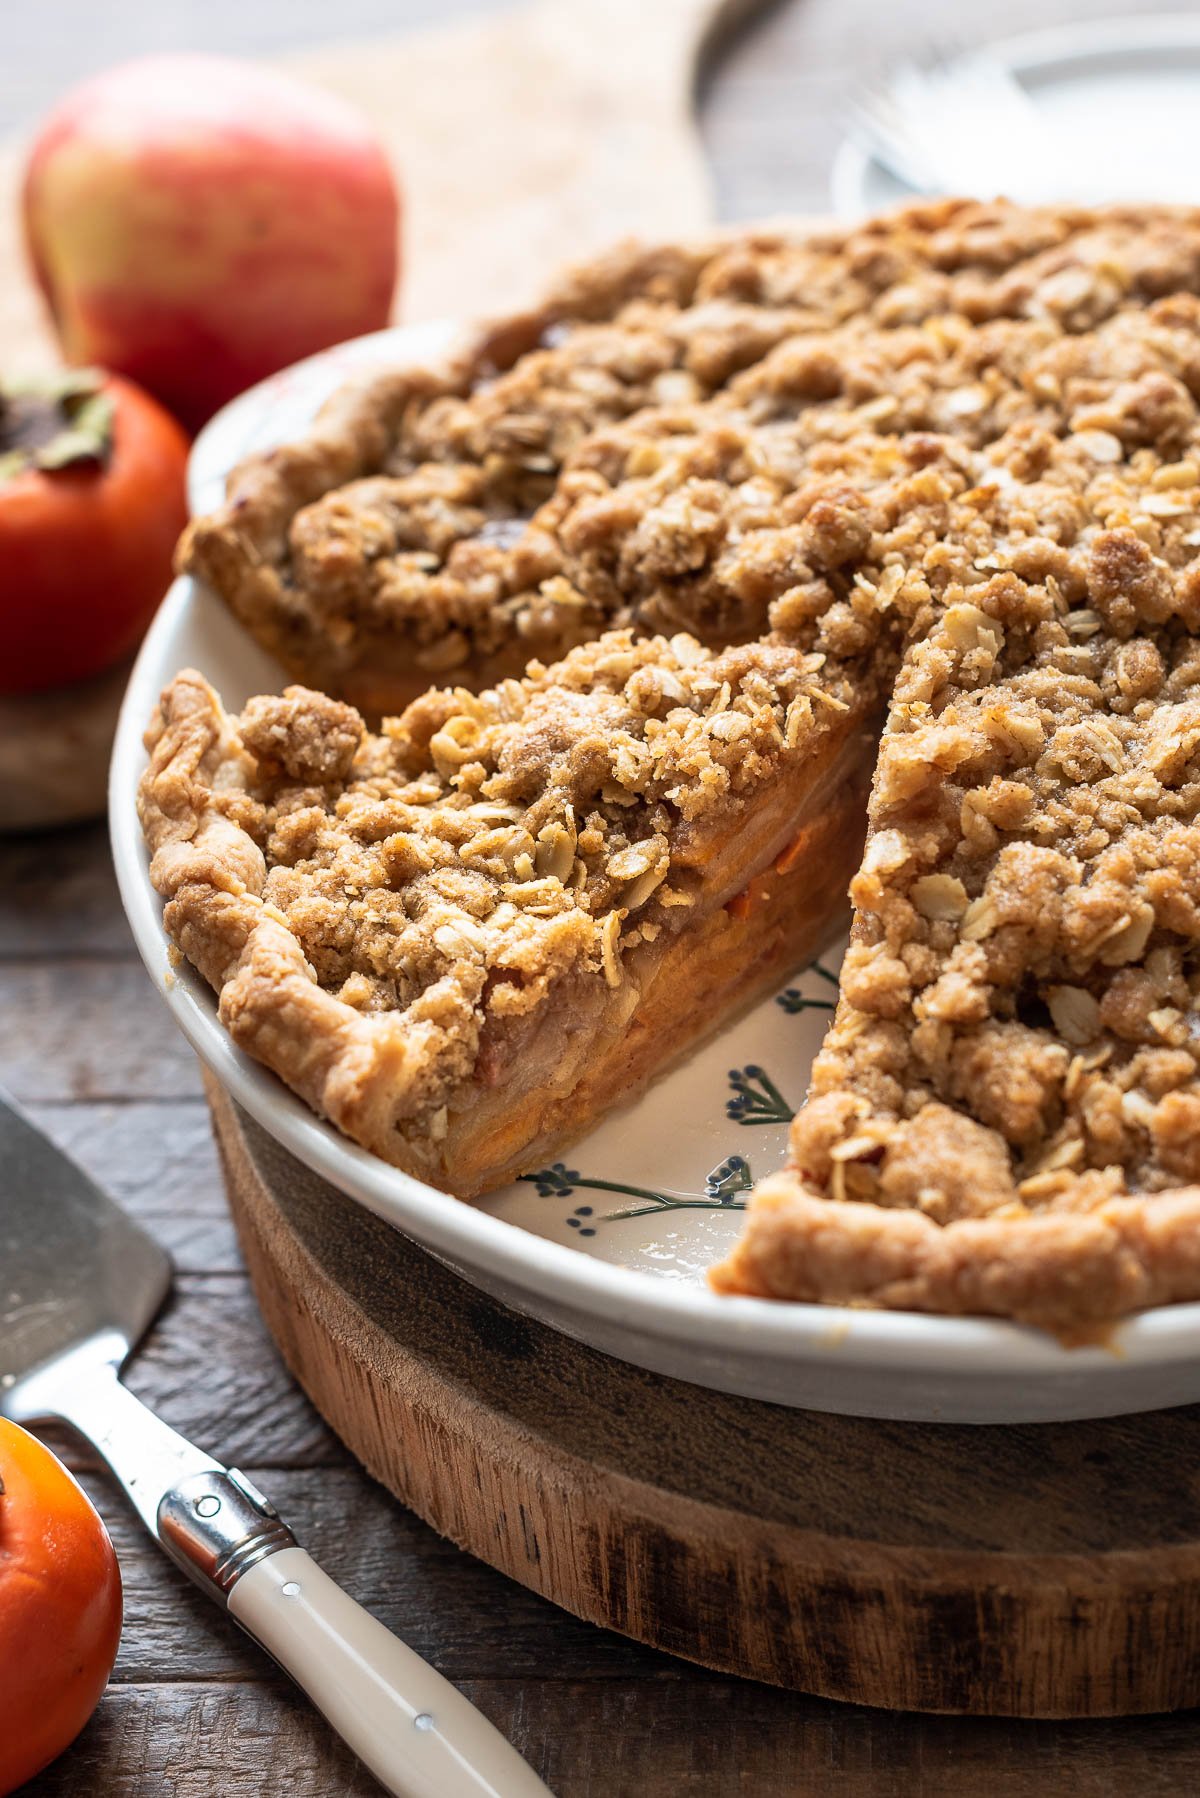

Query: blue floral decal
<box><xmin>518</xmin><ymin>954</ymin><xmax>841</xmax><ymax>1238</ymax></box>
<box><xmin>520</xmin><ymin>1155</ymin><xmax>754</xmax><ymax>1227</ymax></box>
<box><xmin>726</xmin><ymin>1064</ymin><xmax>795</xmax><ymax>1126</ymax></box>
<box><xmin>776</xmin><ymin>957</ymin><xmax>840</xmax><ymax>1015</ymax></box>
<box><xmin>704</xmin><ymin>1154</ymin><xmax>754</xmax><ymax>1200</ymax></box>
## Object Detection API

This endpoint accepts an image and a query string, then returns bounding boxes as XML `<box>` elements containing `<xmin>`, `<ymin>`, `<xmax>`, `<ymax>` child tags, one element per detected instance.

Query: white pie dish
<box><xmin>111</xmin><ymin>322</ymin><xmax>1200</xmax><ymax>1425</ymax></box>
<box><xmin>830</xmin><ymin>16</ymin><xmax>1200</xmax><ymax>218</ymax></box>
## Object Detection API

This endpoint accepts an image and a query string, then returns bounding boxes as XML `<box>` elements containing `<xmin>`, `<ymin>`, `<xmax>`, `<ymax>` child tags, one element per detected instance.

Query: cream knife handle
<box><xmin>46</xmin><ymin>1366</ymin><xmax>552</xmax><ymax>1798</ymax></box>
<box><xmin>229</xmin><ymin>1547</ymin><xmax>551</xmax><ymax>1798</ymax></box>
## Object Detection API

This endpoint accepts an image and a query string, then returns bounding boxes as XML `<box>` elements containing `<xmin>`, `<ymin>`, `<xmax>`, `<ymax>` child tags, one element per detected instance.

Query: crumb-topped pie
<box><xmin>143</xmin><ymin>199</ymin><xmax>1200</xmax><ymax>1334</ymax></box>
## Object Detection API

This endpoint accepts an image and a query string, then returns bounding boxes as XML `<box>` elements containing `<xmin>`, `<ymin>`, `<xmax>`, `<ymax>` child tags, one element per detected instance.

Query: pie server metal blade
<box><xmin>0</xmin><ymin>1087</ymin><xmax>550</xmax><ymax>1798</ymax></box>
<box><xmin>0</xmin><ymin>1090</ymin><xmax>172</xmax><ymax>1415</ymax></box>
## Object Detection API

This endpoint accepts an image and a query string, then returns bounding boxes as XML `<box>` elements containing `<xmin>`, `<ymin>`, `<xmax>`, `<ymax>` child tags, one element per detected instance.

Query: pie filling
<box><xmin>429</xmin><ymin>726</ymin><xmax>874</xmax><ymax>1194</ymax></box>
<box><xmin>145</xmin><ymin>200</ymin><xmax>1200</xmax><ymax>1331</ymax></box>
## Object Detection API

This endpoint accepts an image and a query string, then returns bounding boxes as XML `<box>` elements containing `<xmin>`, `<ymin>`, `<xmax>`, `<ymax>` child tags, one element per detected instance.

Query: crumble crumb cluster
<box><xmin>146</xmin><ymin>200</ymin><xmax>1200</xmax><ymax>1331</ymax></box>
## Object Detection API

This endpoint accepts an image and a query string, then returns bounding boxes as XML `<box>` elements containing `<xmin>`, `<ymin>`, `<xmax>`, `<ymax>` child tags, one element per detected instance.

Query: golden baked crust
<box><xmin>149</xmin><ymin>199</ymin><xmax>1200</xmax><ymax>1331</ymax></box>
<box><xmin>182</xmin><ymin>199</ymin><xmax>1200</xmax><ymax>714</ymax></box>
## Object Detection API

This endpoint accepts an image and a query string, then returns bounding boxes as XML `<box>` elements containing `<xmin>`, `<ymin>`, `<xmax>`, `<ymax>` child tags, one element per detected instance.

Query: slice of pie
<box><xmin>145</xmin><ymin>200</ymin><xmax>1200</xmax><ymax>1332</ymax></box>
<box><xmin>140</xmin><ymin>631</ymin><xmax>877</xmax><ymax>1195</ymax></box>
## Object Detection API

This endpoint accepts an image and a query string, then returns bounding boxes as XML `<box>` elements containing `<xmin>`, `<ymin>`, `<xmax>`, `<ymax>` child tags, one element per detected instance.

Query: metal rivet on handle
<box><xmin>195</xmin><ymin>1494</ymin><xmax>221</xmax><ymax>1518</ymax></box>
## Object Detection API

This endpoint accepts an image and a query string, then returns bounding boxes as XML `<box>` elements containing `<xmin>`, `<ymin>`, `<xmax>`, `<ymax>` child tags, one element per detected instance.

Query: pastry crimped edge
<box><xmin>708</xmin><ymin>1172</ymin><xmax>1200</xmax><ymax>1339</ymax></box>
<box><xmin>138</xmin><ymin>670</ymin><xmax>459</xmax><ymax>1161</ymax></box>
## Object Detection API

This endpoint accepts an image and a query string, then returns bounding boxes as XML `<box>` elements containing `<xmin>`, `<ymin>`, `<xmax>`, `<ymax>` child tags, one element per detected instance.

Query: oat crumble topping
<box><xmin>183</xmin><ymin>200</ymin><xmax>1200</xmax><ymax>711</ymax></box>
<box><xmin>145</xmin><ymin>201</ymin><xmax>1200</xmax><ymax>1331</ymax></box>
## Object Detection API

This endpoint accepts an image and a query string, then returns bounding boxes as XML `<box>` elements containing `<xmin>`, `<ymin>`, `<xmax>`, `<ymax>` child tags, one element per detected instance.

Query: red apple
<box><xmin>22</xmin><ymin>55</ymin><xmax>400</xmax><ymax>433</ymax></box>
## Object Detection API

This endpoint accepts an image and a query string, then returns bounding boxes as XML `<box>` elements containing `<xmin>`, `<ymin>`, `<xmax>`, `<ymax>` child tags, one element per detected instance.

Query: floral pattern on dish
<box><xmin>482</xmin><ymin>946</ymin><xmax>845</xmax><ymax>1279</ymax></box>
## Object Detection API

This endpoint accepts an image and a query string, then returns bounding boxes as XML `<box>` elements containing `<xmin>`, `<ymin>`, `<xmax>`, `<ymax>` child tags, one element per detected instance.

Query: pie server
<box><xmin>0</xmin><ymin>1088</ymin><xmax>551</xmax><ymax>1798</ymax></box>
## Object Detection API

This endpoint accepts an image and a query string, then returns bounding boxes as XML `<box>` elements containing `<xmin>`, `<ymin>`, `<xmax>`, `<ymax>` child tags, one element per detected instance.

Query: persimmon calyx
<box><xmin>0</xmin><ymin>369</ymin><xmax>114</xmax><ymax>485</ymax></box>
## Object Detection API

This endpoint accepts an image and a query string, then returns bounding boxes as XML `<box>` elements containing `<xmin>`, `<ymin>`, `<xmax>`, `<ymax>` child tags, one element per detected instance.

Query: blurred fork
<box><xmin>849</xmin><ymin>46</ymin><xmax>1081</xmax><ymax>206</ymax></box>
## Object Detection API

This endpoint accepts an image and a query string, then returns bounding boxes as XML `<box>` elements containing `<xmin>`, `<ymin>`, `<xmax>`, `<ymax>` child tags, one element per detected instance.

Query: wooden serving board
<box><xmin>209</xmin><ymin>1077</ymin><xmax>1200</xmax><ymax>1721</ymax></box>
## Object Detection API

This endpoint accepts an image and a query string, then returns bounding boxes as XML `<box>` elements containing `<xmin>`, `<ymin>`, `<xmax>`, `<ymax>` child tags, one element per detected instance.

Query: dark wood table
<box><xmin>7</xmin><ymin>0</ymin><xmax>1200</xmax><ymax>1790</ymax></box>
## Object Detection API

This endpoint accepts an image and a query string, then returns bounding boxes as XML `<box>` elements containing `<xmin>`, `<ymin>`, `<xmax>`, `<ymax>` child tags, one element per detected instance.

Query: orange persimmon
<box><xmin>0</xmin><ymin>367</ymin><xmax>187</xmax><ymax>693</ymax></box>
<box><xmin>0</xmin><ymin>1419</ymin><xmax>122</xmax><ymax>1794</ymax></box>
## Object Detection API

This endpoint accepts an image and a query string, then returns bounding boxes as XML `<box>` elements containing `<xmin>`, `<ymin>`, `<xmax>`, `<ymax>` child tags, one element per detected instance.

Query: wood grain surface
<box><xmin>7</xmin><ymin>0</ymin><xmax>1200</xmax><ymax>1791</ymax></box>
<box><xmin>5</xmin><ymin>850</ymin><xmax>1200</xmax><ymax>1787</ymax></box>
<box><xmin>210</xmin><ymin>1076</ymin><xmax>1200</xmax><ymax>1719</ymax></box>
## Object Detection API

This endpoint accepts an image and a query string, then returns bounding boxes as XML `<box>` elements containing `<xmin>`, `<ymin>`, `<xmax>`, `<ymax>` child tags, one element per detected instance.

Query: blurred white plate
<box><xmin>831</xmin><ymin>17</ymin><xmax>1200</xmax><ymax>216</ymax></box>
<box><xmin>112</xmin><ymin>323</ymin><xmax>1200</xmax><ymax>1423</ymax></box>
